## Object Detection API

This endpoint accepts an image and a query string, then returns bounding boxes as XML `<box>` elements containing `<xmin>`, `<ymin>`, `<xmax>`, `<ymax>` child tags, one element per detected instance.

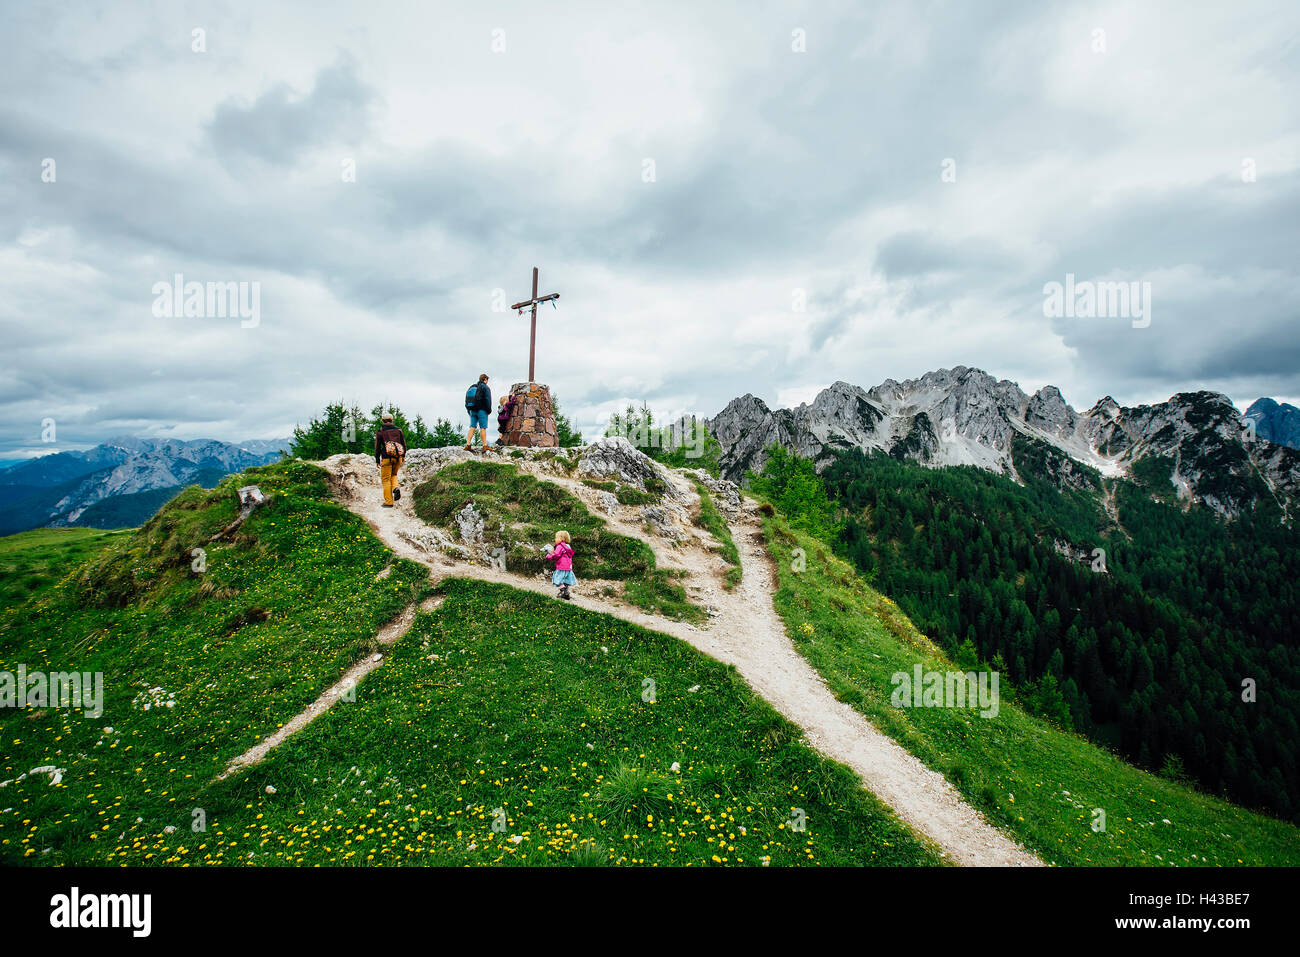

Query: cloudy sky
<box><xmin>2</xmin><ymin>0</ymin><xmax>1297</xmax><ymax>457</ymax></box>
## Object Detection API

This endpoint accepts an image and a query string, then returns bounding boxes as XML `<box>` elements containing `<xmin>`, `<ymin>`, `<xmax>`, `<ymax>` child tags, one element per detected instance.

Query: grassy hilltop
<box><xmin>0</xmin><ymin>460</ymin><xmax>938</xmax><ymax>866</ymax></box>
<box><xmin>1</xmin><ymin>454</ymin><xmax>1296</xmax><ymax>866</ymax></box>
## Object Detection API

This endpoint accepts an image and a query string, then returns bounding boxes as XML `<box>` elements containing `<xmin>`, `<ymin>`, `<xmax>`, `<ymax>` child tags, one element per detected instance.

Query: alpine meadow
<box><xmin>2</xmin><ymin>0</ymin><xmax>1298</xmax><ymax>942</ymax></box>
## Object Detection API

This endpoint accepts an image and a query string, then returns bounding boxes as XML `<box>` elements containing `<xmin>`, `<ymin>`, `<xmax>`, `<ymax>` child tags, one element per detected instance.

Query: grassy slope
<box><xmin>690</xmin><ymin>480</ymin><xmax>742</xmax><ymax>589</ymax></box>
<box><xmin>413</xmin><ymin>459</ymin><xmax>703</xmax><ymax>622</ymax></box>
<box><xmin>0</xmin><ymin>528</ymin><xmax>132</xmax><ymax>609</ymax></box>
<box><xmin>761</xmin><ymin>514</ymin><xmax>1300</xmax><ymax>866</ymax></box>
<box><xmin>139</xmin><ymin>579</ymin><xmax>942</xmax><ymax>866</ymax></box>
<box><xmin>0</xmin><ymin>461</ymin><xmax>428</xmax><ymax>864</ymax></box>
<box><xmin>1</xmin><ymin>460</ymin><xmax>941</xmax><ymax>867</ymax></box>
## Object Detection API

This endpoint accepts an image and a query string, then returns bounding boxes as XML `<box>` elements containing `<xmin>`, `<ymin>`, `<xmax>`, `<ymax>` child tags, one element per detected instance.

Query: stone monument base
<box><xmin>502</xmin><ymin>381</ymin><xmax>558</xmax><ymax>447</ymax></box>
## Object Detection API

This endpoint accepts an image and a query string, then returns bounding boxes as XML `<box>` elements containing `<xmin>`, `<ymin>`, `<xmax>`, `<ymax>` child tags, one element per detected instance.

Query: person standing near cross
<box><xmin>463</xmin><ymin>372</ymin><xmax>492</xmax><ymax>451</ymax></box>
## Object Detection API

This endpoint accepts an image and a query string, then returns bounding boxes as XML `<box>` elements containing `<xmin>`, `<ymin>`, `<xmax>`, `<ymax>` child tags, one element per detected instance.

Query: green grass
<box><xmin>0</xmin><ymin>527</ymin><xmax>130</xmax><ymax>610</ymax></box>
<box><xmin>690</xmin><ymin>479</ymin><xmax>741</xmax><ymax>589</ymax></box>
<box><xmin>0</xmin><ymin>461</ymin><xmax>429</xmax><ymax>864</ymax></box>
<box><xmin>581</xmin><ymin>479</ymin><xmax>658</xmax><ymax>506</ymax></box>
<box><xmin>760</xmin><ymin>513</ymin><xmax>1300</xmax><ymax>866</ymax></box>
<box><xmin>0</xmin><ymin>460</ymin><xmax>941</xmax><ymax>867</ymax></box>
<box><xmin>102</xmin><ymin>578</ymin><xmax>943</xmax><ymax>866</ymax></box>
<box><xmin>412</xmin><ymin>460</ymin><xmax>703</xmax><ymax>622</ymax></box>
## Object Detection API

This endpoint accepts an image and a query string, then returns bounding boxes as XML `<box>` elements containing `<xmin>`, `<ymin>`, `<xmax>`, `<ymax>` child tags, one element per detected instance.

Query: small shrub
<box><xmin>570</xmin><ymin>840</ymin><xmax>606</xmax><ymax>866</ymax></box>
<box><xmin>596</xmin><ymin>764</ymin><xmax>673</xmax><ymax>817</ymax></box>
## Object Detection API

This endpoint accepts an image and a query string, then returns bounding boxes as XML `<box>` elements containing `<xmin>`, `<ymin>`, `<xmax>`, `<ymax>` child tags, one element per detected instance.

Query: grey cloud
<box><xmin>207</xmin><ymin>57</ymin><xmax>376</xmax><ymax>165</ymax></box>
<box><xmin>1</xmin><ymin>0</ymin><xmax>1297</xmax><ymax>459</ymax></box>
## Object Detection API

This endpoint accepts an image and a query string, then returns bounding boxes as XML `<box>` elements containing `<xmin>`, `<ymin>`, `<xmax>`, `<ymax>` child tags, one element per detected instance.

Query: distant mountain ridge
<box><xmin>0</xmin><ymin>437</ymin><xmax>288</xmax><ymax>534</ymax></box>
<box><xmin>707</xmin><ymin>367</ymin><xmax>1300</xmax><ymax>519</ymax></box>
<box><xmin>1247</xmin><ymin>398</ymin><xmax>1300</xmax><ymax>450</ymax></box>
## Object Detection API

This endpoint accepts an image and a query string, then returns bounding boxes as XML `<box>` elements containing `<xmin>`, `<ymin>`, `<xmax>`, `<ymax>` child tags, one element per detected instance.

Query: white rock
<box><xmin>456</xmin><ymin>502</ymin><xmax>485</xmax><ymax>544</ymax></box>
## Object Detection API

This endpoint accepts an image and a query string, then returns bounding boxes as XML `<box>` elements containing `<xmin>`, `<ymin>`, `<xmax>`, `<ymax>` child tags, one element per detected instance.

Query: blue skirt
<box><xmin>552</xmin><ymin>570</ymin><xmax>577</xmax><ymax>586</ymax></box>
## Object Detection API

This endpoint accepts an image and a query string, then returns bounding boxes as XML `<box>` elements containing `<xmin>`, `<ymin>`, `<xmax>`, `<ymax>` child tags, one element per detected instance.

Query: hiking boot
<box><xmin>463</xmin><ymin>444</ymin><xmax>472</xmax><ymax>451</ymax></box>
<box><xmin>382</xmin><ymin>503</ymin><xmax>394</xmax><ymax>508</ymax></box>
<box><xmin>560</xmin><ymin>585</ymin><xmax>572</xmax><ymax>600</ymax></box>
<box><xmin>393</xmin><ymin>488</ymin><xmax>401</xmax><ymax>501</ymax></box>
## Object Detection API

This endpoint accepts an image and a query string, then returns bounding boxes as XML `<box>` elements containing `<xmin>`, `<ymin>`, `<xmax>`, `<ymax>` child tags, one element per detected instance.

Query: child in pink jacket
<box><xmin>545</xmin><ymin>530</ymin><xmax>576</xmax><ymax>600</ymax></box>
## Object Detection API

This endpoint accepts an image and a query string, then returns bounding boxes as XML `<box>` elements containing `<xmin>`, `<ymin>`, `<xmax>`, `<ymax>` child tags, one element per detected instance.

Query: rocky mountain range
<box><xmin>0</xmin><ymin>437</ymin><xmax>288</xmax><ymax>534</ymax></box>
<box><xmin>706</xmin><ymin>366</ymin><xmax>1300</xmax><ymax>518</ymax></box>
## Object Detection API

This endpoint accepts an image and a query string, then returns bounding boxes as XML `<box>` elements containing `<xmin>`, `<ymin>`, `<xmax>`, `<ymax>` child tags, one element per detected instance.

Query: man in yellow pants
<box><xmin>374</xmin><ymin>413</ymin><xmax>406</xmax><ymax>507</ymax></box>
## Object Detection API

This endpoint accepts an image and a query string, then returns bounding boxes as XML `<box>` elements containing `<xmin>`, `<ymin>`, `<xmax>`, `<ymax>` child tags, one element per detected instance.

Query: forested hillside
<box><xmin>819</xmin><ymin>444</ymin><xmax>1299</xmax><ymax>822</ymax></box>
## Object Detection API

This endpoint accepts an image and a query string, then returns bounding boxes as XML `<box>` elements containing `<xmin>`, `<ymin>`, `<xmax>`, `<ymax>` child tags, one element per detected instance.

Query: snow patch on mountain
<box><xmin>708</xmin><ymin>367</ymin><xmax>1296</xmax><ymax>518</ymax></box>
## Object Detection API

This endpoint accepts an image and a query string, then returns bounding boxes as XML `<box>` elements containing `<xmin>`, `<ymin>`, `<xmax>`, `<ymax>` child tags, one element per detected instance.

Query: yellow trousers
<box><xmin>381</xmin><ymin>457</ymin><xmax>402</xmax><ymax>505</ymax></box>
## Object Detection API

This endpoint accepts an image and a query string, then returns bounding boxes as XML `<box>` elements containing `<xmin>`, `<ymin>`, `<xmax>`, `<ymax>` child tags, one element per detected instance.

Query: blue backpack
<box><xmin>464</xmin><ymin>383</ymin><xmax>482</xmax><ymax>411</ymax></box>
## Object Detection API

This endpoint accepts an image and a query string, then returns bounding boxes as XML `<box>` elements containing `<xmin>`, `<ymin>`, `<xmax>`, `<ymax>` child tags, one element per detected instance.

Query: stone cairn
<box><xmin>501</xmin><ymin>381</ymin><xmax>558</xmax><ymax>447</ymax></box>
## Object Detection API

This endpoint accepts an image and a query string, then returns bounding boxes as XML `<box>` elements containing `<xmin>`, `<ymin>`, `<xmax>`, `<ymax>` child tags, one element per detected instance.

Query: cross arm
<box><xmin>509</xmin><ymin>292</ymin><xmax>560</xmax><ymax>310</ymax></box>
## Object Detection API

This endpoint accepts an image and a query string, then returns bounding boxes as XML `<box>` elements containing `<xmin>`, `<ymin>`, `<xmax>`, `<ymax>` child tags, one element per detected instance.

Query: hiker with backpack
<box><xmin>374</xmin><ymin>413</ymin><xmax>406</xmax><ymax>507</ymax></box>
<box><xmin>464</xmin><ymin>373</ymin><xmax>492</xmax><ymax>452</ymax></box>
<box><xmin>545</xmin><ymin>530</ymin><xmax>576</xmax><ymax>600</ymax></box>
<box><xmin>495</xmin><ymin>394</ymin><xmax>517</xmax><ymax>445</ymax></box>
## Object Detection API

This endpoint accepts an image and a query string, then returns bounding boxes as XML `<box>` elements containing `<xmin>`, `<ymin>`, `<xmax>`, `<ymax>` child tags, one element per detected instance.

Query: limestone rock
<box><xmin>682</xmin><ymin>469</ymin><xmax>742</xmax><ymax>518</ymax></box>
<box><xmin>641</xmin><ymin>504</ymin><xmax>683</xmax><ymax>542</ymax></box>
<box><xmin>578</xmin><ymin>437</ymin><xmax>671</xmax><ymax>495</ymax></box>
<box><xmin>456</xmin><ymin>502</ymin><xmax>485</xmax><ymax>544</ymax></box>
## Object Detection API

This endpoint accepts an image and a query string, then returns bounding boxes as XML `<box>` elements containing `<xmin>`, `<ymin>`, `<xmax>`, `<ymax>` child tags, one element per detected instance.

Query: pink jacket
<box><xmin>548</xmin><ymin>542</ymin><xmax>574</xmax><ymax>572</ymax></box>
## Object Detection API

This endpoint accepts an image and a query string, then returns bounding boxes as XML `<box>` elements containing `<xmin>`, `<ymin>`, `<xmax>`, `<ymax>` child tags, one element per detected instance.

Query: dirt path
<box><xmin>310</xmin><ymin>449</ymin><xmax>1041</xmax><ymax>866</ymax></box>
<box><xmin>217</xmin><ymin>595</ymin><xmax>443</xmax><ymax>780</ymax></box>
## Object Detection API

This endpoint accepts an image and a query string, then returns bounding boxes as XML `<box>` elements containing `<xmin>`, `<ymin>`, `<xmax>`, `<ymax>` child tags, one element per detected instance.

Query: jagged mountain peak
<box><xmin>809</xmin><ymin>380</ymin><xmax>870</xmax><ymax>405</ymax></box>
<box><xmin>1026</xmin><ymin>386</ymin><xmax>1078</xmax><ymax>440</ymax></box>
<box><xmin>1086</xmin><ymin>396</ymin><xmax>1121</xmax><ymax>419</ymax></box>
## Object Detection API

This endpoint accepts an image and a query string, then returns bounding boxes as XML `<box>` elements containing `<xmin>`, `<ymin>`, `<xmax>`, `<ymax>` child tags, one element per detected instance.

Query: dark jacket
<box><xmin>375</xmin><ymin>425</ymin><xmax>406</xmax><ymax>464</ymax></box>
<box><xmin>497</xmin><ymin>395</ymin><xmax>516</xmax><ymax>426</ymax></box>
<box><xmin>473</xmin><ymin>381</ymin><xmax>492</xmax><ymax>412</ymax></box>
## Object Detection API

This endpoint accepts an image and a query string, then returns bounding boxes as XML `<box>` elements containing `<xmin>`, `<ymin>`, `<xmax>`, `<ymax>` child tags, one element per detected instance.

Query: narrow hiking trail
<box><xmin>218</xmin><ymin>595</ymin><xmax>443</xmax><ymax>780</ymax></box>
<box><xmin>300</xmin><ymin>446</ymin><xmax>1042</xmax><ymax>867</ymax></box>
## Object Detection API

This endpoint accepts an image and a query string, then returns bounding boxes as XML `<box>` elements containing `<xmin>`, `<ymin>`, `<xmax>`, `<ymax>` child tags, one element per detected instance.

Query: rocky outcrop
<box><xmin>683</xmin><ymin>468</ymin><xmax>743</xmax><ymax>518</ymax></box>
<box><xmin>641</xmin><ymin>504</ymin><xmax>684</xmax><ymax>542</ymax></box>
<box><xmin>577</xmin><ymin>437</ymin><xmax>675</xmax><ymax>496</ymax></box>
<box><xmin>1025</xmin><ymin>386</ymin><xmax>1078</xmax><ymax>441</ymax></box>
<box><xmin>456</xmin><ymin>502</ymin><xmax>485</xmax><ymax>544</ymax></box>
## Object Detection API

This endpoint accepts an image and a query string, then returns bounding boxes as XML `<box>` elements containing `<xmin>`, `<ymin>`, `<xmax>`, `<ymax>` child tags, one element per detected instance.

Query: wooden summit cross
<box><xmin>509</xmin><ymin>266</ymin><xmax>560</xmax><ymax>383</ymax></box>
